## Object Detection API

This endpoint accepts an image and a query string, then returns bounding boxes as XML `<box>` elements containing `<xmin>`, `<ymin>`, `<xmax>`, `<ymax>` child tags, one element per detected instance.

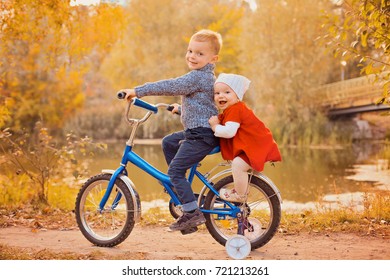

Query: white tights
<box><xmin>231</xmin><ymin>156</ymin><xmax>252</xmax><ymax>196</ymax></box>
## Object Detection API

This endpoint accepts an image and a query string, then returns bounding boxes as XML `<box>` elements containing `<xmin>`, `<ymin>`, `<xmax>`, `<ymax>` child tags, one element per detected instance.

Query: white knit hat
<box><xmin>215</xmin><ymin>73</ymin><xmax>251</xmax><ymax>101</ymax></box>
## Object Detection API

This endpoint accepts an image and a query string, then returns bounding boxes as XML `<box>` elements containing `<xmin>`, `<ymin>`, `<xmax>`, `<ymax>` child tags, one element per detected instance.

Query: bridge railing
<box><xmin>311</xmin><ymin>75</ymin><xmax>384</xmax><ymax>109</ymax></box>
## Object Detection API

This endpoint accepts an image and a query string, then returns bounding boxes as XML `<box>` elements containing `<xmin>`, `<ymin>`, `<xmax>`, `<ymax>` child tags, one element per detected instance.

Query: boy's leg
<box><xmin>168</xmin><ymin>138</ymin><xmax>215</xmax><ymax>211</ymax></box>
<box><xmin>168</xmin><ymin>129</ymin><xmax>218</xmax><ymax>231</ymax></box>
<box><xmin>162</xmin><ymin>131</ymin><xmax>185</xmax><ymax>165</ymax></box>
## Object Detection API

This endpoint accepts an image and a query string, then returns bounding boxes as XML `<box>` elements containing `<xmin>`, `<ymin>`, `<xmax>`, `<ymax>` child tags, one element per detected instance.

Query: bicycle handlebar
<box><xmin>133</xmin><ymin>98</ymin><xmax>158</xmax><ymax>114</ymax></box>
<box><xmin>118</xmin><ymin>94</ymin><xmax>174</xmax><ymax>125</ymax></box>
<box><xmin>117</xmin><ymin>92</ymin><xmax>163</xmax><ymax>114</ymax></box>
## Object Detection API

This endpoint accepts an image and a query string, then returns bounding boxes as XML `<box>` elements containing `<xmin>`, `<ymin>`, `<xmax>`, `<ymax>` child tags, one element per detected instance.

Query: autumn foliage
<box><xmin>1</xmin><ymin>0</ymin><xmax>387</xmax><ymax>137</ymax></box>
<box><xmin>0</xmin><ymin>0</ymin><xmax>126</xmax><ymax>132</ymax></box>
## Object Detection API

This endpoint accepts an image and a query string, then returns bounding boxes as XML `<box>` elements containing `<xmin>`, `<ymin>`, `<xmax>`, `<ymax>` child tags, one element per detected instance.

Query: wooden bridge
<box><xmin>312</xmin><ymin>75</ymin><xmax>390</xmax><ymax>118</ymax></box>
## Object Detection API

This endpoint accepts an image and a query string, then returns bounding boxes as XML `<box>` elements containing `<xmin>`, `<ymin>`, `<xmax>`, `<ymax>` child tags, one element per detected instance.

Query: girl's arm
<box><xmin>214</xmin><ymin>121</ymin><xmax>240</xmax><ymax>138</ymax></box>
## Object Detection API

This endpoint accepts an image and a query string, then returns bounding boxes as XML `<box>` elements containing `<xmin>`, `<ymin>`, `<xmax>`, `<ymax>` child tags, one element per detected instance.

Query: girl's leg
<box><xmin>231</xmin><ymin>156</ymin><xmax>252</xmax><ymax>196</ymax></box>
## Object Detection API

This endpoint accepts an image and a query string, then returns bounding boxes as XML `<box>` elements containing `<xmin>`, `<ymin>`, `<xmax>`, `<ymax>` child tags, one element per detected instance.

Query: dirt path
<box><xmin>0</xmin><ymin>225</ymin><xmax>388</xmax><ymax>260</ymax></box>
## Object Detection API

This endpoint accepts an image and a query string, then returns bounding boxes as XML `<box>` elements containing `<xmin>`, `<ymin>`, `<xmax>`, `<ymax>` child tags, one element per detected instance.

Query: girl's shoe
<box><xmin>220</xmin><ymin>188</ymin><xmax>247</xmax><ymax>203</ymax></box>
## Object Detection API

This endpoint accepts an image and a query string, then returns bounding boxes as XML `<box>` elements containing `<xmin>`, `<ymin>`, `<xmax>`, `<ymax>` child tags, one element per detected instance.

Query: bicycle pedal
<box><xmin>180</xmin><ymin>226</ymin><xmax>198</xmax><ymax>235</ymax></box>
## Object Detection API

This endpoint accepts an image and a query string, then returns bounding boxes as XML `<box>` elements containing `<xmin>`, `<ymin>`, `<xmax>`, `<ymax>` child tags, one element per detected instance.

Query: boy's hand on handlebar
<box><xmin>169</xmin><ymin>103</ymin><xmax>180</xmax><ymax>115</ymax></box>
<box><xmin>117</xmin><ymin>89</ymin><xmax>136</xmax><ymax>101</ymax></box>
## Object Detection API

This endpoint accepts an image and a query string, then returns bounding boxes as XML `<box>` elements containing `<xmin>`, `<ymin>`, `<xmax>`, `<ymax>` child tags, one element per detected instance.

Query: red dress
<box><xmin>218</xmin><ymin>102</ymin><xmax>281</xmax><ymax>171</ymax></box>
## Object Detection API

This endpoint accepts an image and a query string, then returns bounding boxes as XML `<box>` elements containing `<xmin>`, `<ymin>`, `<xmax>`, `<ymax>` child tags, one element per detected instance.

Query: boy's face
<box><xmin>214</xmin><ymin>82</ymin><xmax>240</xmax><ymax>111</ymax></box>
<box><xmin>186</xmin><ymin>39</ymin><xmax>218</xmax><ymax>70</ymax></box>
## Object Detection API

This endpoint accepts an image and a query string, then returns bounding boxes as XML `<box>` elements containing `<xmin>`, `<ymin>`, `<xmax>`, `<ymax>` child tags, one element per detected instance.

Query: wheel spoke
<box><xmin>204</xmin><ymin>174</ymin><xmax>281</xmax><ymax>250</ymax></box>
<box><xmin>75</xmin><ymin>174</ymin><xmax>135</xmax><ymax>247</ymax></box>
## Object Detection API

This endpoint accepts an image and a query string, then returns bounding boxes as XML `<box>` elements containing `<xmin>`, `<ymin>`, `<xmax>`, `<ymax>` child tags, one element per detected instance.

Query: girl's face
<box><xmin>186</xmin><ymin>39</ymin><xmax>218</xmax><ymax>70</ymax></box>
<box><xmin>214</xmin><ymin>82</ymin><xmax>240</xmax><ymax>111</ymax></box>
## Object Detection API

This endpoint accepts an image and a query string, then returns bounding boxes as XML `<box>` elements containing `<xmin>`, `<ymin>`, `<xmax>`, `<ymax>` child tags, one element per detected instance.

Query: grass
<box><xmin>278</xmin><ymin>190</ymin><xmax>390</xmax><ymax>236</ymax></box>
<box><xmin>139</xmin><ymin>190</ymin><xmax>390</xmax><ymax>236</ymax></box>
<box><xmin>1</xmin><ymin>189</ymin><xmax>389</xmax><ymax>235</ymax></box>
<box><xmin>280</xmin><ymin>209</ymin><xmax>388</xmax><ymax>236</ymax></box>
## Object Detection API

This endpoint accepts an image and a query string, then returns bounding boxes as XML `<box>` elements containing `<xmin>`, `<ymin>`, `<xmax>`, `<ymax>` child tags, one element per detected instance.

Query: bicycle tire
<box><xmin>204</xmin><ymin>174</ymin><xmax>281</xmax><ymax>250</ymax></box>
<box><xmin>75</xmin><ymin>173</ymin><xmax>135</xmax><ymax>247</ymax></box>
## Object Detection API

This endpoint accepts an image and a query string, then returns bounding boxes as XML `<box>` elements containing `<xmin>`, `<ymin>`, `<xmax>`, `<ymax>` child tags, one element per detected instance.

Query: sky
<box><xmin>70</xmin><ymin>0</ymin><xmax>257</xmax><ymax>10</ymax></box>
<box><xmin>70</xmin><ymin>0</ymin><xmax>100</xmax><ymax>6</ymax></box>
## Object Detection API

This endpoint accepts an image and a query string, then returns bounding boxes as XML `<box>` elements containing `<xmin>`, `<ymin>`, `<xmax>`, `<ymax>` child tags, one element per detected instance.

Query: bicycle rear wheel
<box><xmin>204</xmin><ymin>174</ymin><xmax>281</xmax><ymax>250</ymax></box>
<box><xmin>75</xmin><ymin>173</ymin><xmax>135</xmax><ymax>247</ymax></box>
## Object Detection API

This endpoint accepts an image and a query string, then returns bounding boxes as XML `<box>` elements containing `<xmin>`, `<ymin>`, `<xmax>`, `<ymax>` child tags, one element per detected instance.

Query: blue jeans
<box><xmin>162</xmin><ymin>127</ymin><xmax>219</xmax><ymax>212</ymax></box>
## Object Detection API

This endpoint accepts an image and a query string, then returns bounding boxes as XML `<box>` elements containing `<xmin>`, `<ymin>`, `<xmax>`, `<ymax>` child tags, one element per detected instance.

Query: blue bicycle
<box><xmin>75</xmin><ymin>97</ymin><xmax>282</xmax><ymax>255</ymax></box>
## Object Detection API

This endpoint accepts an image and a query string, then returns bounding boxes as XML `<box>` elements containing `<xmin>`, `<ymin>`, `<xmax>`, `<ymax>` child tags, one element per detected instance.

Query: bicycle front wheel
<box><xmin>204</xmin><ymin>174</ymin><xmax>281</xmax><ymax>250</ymax></box>
<box><xmin>75</xmin><ymin>173</ymin><xmax>135</xmax><ymax>247</ymax></box>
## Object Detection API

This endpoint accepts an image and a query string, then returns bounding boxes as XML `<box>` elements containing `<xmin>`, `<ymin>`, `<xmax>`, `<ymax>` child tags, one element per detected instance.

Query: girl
<box><xmin>209</xmin><ymin>73</ymin><xmax>282</xmax><ymax>202</ymax></box>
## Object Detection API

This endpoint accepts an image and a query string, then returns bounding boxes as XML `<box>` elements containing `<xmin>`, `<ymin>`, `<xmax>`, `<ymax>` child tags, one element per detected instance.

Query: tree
<box><xmin>322</xmin><ymin>0</ymin><xmax>390</xmax><ymax>105</ymax></box>
<box><xmin>1</xmin><ymin>0</ymin><xmax>83</xmax><ymax>132</ymax></box>
<box><xmin>101</xmin><ymin>0</ymin><xmax>245</xmax><ymax>88</ymax></box>
<box><xmin>99</xmin><ymin>0</ymin><xmax>245</xmax><ymax>137</ymax></box>
<box><xmin>239</xmin><ymin>0</ymin><xmax>337</xmax><ymax>145</ymax></box>
<box><xmin>0</xmin><ymin>0</ymin><xmax>126</xmax><ymax>133</ymax></box>
<box><xmin>0</xmin><ymin>122</ymin><xmax>106</xmax><ymax>205</ymax></box>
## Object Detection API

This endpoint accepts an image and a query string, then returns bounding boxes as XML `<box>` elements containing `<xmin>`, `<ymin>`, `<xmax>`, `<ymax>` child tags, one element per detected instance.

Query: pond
<box><xmin>80</xmin><ymin>140</ymin><xmax>389</xmax><ymax>212</ymax></box>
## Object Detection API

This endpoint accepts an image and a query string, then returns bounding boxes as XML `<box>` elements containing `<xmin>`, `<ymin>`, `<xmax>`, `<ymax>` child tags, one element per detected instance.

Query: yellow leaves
<box><xmin>360</xmin><ymin>29</ymin><xmax>369</xmax><ymax>48</ymax></box>
<box><xmin>0</xmin><ymin>171</ymin><xmax>34</xmax><ymax>205</ymax></box>
<box><xmin>1</xmin><ymin>0</ymin><xmax>103</xmax><ymax>132</ymax></box>
<box><xmin>89</xmin><ymin>5</ymin><xmax>127</xmax><ymax>50</ymax></box>
<box><xmin>0</xmin><ymin>100</ymin><xmax>10</xmax><ymax>128</ymax></box>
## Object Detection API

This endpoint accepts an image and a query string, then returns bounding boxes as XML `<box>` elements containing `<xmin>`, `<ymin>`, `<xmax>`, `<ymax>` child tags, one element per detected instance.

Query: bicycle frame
<box><xmin>98</xmin><ymin>98</ymin><xmax>241</xmax><ymax>219</ymax></box>
<box><xmin>100</xmin><ymin>144</ymin><xmax>241</xmax><ymax>218</ymax></box>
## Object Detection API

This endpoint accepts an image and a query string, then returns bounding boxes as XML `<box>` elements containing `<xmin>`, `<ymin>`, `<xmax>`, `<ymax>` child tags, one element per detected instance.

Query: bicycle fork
<box><xmin>99</xmin><ymin>167</ymin><xmax>125</xmax><ymax>212</ymax></box>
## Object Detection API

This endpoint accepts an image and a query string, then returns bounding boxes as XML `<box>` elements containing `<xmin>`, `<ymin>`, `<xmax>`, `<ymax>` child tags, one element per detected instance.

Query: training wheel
<box><xmin>225</xmin><ymin>235</ymin><xmax>251</xmax><ymax>259</ymax></box>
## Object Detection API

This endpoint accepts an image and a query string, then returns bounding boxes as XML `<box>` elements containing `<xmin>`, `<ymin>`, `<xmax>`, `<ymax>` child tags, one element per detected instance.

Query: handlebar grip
<box><xmin>133</xmin><ymin>98</ymin><xmax>158</xmax><ymax>113</ymax></box>
<box><xmin>117</xmin><ymin>91</ymin><xmax>127</xmax><ymax>99</ymax></box>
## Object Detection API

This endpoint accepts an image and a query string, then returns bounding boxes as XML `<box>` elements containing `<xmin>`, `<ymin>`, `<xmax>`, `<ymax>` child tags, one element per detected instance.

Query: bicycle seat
<box><xmin>209</xmin><ymin>146</ymin><xmax>220</xmax><ymax>155</ymax></box>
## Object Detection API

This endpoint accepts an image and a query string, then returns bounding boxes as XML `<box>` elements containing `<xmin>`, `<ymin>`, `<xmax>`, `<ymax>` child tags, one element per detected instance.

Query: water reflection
<box><xmin>88</xmin><ymin>141</ymin><xmax>389</xmax><ymax>209</ymax></box>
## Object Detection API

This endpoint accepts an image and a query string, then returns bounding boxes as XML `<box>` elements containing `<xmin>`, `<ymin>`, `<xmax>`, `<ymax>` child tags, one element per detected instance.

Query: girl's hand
<box><xmin>208</xmin><ymin>115</ymin><xmax>220</xmax><ymax>131</ymax></box>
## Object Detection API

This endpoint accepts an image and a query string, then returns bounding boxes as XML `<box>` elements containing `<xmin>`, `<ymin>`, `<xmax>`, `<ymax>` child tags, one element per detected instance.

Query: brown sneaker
<box><xmin>169</xmin><ymin>208</ymin><xmax>206</xmax><ymax>231</ymax></box>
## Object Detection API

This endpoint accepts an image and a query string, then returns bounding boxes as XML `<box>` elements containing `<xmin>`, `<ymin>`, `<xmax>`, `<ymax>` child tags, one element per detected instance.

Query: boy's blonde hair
<box><xmin>191</xmin><ymin>29</ymin><xmax>223</xmax><ymax>55</ymax></box>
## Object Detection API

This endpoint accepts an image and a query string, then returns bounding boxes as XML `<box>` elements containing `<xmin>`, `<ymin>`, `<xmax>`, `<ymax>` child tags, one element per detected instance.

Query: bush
<box><xmin>0</xmin><ymin>123</ymin><xmax>106</xmax><ymax>206</ymax></box>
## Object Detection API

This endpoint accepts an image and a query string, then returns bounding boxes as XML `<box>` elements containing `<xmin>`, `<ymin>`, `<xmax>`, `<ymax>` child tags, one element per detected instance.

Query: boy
<box><xmin>118</xmin><ymin>29</ymin><xmax>222</xmax><ymax>231</ymax></box>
